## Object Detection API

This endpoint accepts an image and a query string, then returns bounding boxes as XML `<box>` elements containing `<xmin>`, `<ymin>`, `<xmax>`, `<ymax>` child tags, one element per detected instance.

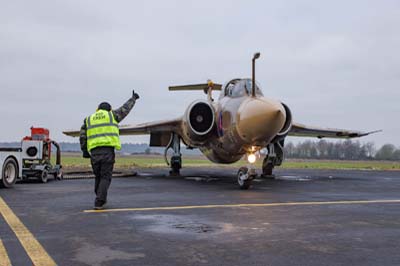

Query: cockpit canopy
<box><xmin>220</xmin><ymin>78</ymin><xmax>264</xmax><ymax>99</ymax></box>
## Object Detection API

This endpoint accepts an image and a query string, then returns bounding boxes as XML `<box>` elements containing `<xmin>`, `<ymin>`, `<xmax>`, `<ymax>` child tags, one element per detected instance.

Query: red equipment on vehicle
<box><xmin>22</xmin><ymin>127</ymin><xmax>63</xmax><ymax>183</ymax></box>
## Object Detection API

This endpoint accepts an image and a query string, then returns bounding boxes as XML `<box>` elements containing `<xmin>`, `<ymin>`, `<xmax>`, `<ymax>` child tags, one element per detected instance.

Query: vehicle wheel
<box><xmin>40</xmin><ymin>170</ymin><xmax>48</xmax><ymax>183</ymax></box>
<box><xmin>1</xmin><ymin>157</ymin><xmax>18</xmax><ymax>188</ymax></box>
<box><xmin>54</xmin><ymin>170</ymin><xmax>63</xmax><ymax>180</ymax></box>
<box><xmin>237</xmin><ymin>167</ymin><xmax>252</xmax><ymax>190</ymax></box>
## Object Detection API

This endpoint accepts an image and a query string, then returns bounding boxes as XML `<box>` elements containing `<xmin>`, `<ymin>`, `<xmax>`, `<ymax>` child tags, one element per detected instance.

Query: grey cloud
<box><xmin>0</xmin><ymin>0</ymin><xmax>399</xmax><ymax>146</ymax></box>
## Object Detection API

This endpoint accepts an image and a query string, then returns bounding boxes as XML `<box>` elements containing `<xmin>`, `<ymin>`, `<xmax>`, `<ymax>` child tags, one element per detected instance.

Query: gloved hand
<box><xmin>132</xmin><ymin>90</ymin><xmax>140</xmax><ymax>100</ymax></box>
<box><xmin>82</xmin><ymin>150</ymin><xmax>91</xmax><ymax>158</ymax></box>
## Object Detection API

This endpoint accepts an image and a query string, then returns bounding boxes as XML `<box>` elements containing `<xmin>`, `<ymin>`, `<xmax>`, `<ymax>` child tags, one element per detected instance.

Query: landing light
<box><xmin>247</xmin><ymin>153</ymin><xmax>257</xmax><ymax>164</ymax></box>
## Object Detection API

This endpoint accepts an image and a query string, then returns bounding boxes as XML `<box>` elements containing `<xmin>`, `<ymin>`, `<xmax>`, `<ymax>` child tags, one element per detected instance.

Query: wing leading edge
<box><xmin>119</xmin><ymin>118</ymin><xmax>182</xmax><ymax>136</ymax></box>
<box><xmin>64</xmin><ymin>119</ymin><xmax>380</xmax><ymax>140</ymax></box>
<box><xmin>62</xmin><ymin>118</ymin><xmax>183</xmax><ymax>138</ymax></box>
<box><xmin>289</xmin><ymin>122</ymin><xmax>381</xmax><ymax>139</ymax></box>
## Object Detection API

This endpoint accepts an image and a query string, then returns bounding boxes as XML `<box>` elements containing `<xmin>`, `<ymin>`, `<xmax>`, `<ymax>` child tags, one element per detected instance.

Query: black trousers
<box><xmin>90</xmin><ymin>147</ymin><xmax>115</xmax><ymax>205</ymax></box>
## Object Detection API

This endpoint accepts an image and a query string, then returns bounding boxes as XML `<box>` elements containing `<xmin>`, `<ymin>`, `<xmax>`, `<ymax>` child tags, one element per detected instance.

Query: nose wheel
<box><xmin>237</xmin><ymin>167</ymin><xmax>256</xmax><ymax>190</ymax></box>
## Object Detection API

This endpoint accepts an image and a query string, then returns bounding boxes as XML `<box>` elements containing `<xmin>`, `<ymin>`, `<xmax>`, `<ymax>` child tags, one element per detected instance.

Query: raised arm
<box><xmin>112</xmin><ymin>90</ymin><xmax>140</xmax><ymax>123</ymax></box>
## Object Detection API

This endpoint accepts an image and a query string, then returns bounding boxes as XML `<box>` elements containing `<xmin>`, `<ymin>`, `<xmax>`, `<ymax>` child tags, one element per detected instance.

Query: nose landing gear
<box><xmin>237</xmin><ymin>151</ymin><xmax>259</xmax><ymax>189</ymax></box>
<box><xmin>237</xmin><ymin>167</ymin><xmax>256</xmax><ymax>190</ymax></box>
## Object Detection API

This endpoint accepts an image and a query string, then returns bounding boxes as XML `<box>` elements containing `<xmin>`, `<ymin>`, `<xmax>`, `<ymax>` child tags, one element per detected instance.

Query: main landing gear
<box><xmin>165</xmin><ymin>133</ymin><xmax>182</xmax><ymax>176</ymax></box>
<box><xmin>261</xmin><ymin>140</ymin><xmax>285</xmax><ymax>179</ymax></box>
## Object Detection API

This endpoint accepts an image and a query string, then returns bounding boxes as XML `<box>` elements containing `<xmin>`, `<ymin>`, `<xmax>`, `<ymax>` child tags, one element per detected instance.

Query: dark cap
<box><xmin>98</xmin><ymin>102</ymin><xmax>112</xmax><ymax>111</ymax></box>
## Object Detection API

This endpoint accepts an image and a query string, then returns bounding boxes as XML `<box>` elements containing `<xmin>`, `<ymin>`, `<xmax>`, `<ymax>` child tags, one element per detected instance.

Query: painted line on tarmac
<box><xmin>0</xmin><ymin>197</ymin><xmax>56</xmax><ymax>266</ymax></box>
<box><xmin>0</xmin><ymin>238</ymin><xmax>11</xmax><ymax>266</ymax></box>
<box><xmin>84</xmin><ymin>199</ymin><xmax>400</xmax><ymax>213</ymax></box>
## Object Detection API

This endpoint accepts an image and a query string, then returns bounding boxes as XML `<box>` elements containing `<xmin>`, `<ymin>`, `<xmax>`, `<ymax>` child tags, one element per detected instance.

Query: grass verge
<box><xmin>59</xmin><ymin>153</ymin><xmax>400</xmax><ymax>172</ymax></box>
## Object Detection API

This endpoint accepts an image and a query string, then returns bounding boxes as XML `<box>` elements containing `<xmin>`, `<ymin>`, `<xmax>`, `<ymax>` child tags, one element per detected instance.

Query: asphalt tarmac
<box><xmin>1</xmin><ymin>168</ymin><xmax>400</xmax><ymax>266</ymax></box>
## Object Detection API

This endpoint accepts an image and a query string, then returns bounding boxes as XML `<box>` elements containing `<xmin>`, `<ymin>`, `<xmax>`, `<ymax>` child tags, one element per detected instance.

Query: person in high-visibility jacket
<box><xmin>80</xmin><ymin>90</ymin><xmax>140</xmax><ymax>210</ymax></box>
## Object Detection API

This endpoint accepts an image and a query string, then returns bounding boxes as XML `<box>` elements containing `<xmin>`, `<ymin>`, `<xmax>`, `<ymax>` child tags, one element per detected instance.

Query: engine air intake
<box><xmin>188</xmin><ymin>102</ymin><xmax>215</xmax><ymax>136</ymax></box>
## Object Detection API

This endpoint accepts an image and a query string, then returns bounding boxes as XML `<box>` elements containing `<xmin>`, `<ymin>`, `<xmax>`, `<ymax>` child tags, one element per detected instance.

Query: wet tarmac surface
<box><xmin>1</xmin><ymin>168</ymin><xmax>400</xmax><ymax>266</ymax></box>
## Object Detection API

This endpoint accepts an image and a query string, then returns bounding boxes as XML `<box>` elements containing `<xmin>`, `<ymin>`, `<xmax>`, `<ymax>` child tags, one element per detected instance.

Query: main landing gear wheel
<box><xmin>166</xmin><ymin>133</ymin><xmax>182</xmax><ymax>176</ymax></box>
<box><xmin>1</xmin><ymin>157</ymin><xmax>18</xmax><ymax>188</ymax></box>
<box><xmin>261</xmin><ymin>156</ymin><xmax>275</xmax><ymax>179</ymax></box>
<box><xmin>40</xmin><ymin>170</ymin><xmax>48</xmax><ymax>183</ymax></box>
<box><xmin>237</xmin><ymin>167</ymin><xmax>255</xmax><ymax>190</ymax></box>
<box><xmin>169</xmin><ymin>156</ymin><xmax>182</xmax><ymax>176</ymax></box>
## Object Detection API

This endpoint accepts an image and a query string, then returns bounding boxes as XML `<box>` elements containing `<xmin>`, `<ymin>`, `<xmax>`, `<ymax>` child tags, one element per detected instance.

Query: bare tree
<box><xmin>284</xmin><ymin>140</ymin><xmax>398</xmax><ymax>161</ymax></box>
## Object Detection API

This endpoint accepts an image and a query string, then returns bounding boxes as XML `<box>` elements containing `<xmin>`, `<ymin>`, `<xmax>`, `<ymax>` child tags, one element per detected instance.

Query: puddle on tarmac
<box><xmin>131</xmin><ymin>214</ymin><xmax>234</xmax><ymax>235</ymax></box>
<box><xmin>277</xmin><ymin>175</ymin><xmax>313</xmax><ymax>181</ymax></box>
<box><xmin>139</xmin><ymin>173</ymin><xmax>153</xmax><ymax>177</ymax></box>
<box><xmin>184</xmin><ymin>176</ymin><xmax>219</xmax><ymax>182</ymax></box>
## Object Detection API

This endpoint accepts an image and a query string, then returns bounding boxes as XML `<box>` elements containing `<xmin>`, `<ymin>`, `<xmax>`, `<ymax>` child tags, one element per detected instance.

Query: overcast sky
<box><xmin>1</xmin><ymin>0</ymin><xmax>399</xmax><ymax>147</ymax></box>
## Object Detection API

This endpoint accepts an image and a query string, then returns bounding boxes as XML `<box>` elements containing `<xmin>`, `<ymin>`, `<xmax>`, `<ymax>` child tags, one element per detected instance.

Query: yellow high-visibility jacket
<box><xmin>86</xmin><ymin>110</ymin><xmax>121</xmax><ymax>151</ymax></box>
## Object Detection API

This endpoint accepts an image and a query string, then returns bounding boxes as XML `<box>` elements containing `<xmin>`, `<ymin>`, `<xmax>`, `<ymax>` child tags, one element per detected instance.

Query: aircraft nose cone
<box><xmin>236</xmin><ymin>97</ymin><xmax>286</xmax><ymax>143</ymax></box>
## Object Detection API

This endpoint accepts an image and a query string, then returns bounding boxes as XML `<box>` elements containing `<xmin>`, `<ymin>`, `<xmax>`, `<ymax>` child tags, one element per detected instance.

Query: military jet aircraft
<box><xmin>64</xmin><ymin>53</ymin><xmax>379</xmax><ymax>189</ymax></box>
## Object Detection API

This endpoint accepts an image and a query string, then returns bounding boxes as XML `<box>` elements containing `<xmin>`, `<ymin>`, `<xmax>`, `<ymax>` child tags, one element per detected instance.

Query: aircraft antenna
<box><xmin>252</xmin><ymin>52</ymin><xmax>261</xmax><ymax>97</ymax></box>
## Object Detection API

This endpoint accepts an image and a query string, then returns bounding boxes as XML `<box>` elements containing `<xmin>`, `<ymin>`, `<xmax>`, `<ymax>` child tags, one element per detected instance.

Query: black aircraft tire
<box><xmin>172</xmin><ymin>164</ymin><xmax>181</xmax><ymax>173</ymax></box>
<box><xmin>1</xmin><ymin>157</ymin><xmax>18</xmax><ymax>188</ymax></box>
<box><xmin>170</xmin><ymin>157</ymin><xmax>181</xmax><ymax>176</ymax></box>
<box><xmin>237</xmin><ymin>167</ymin><xmax>252</xmax><ymax>190</ymax></box>
<box><xmin>169</xmin><ymin>166</ymin><xmax>180</xmax><ymax>176</ymax></box>
<box><xmin>262</xmin><ymin>161</ymin><xmax>274</xmax><ymax>177</ymax></box>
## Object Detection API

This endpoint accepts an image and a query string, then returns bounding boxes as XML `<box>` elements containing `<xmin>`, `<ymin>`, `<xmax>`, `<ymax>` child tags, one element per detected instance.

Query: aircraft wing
<box><xmin>118</xmin><ymin>118</ymin><xmax>182</xmax><ymax>135</ymax></box>
<box><xmin>63</xmin><ymin>129</ymin><xmax>80</xmax><ymax>137</ymax></box>
<box><xmin>288</xmin><ymin>122</ymin><xmax>381</xmax><ymax>139</ymax></box>
<box><xmin>62</xmin><ymin>118</ymin><xmax>183</xmax><ymax>137</ymax></box>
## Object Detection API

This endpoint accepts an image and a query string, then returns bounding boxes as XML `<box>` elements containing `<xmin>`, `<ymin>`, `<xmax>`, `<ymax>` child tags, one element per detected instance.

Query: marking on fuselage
<box><xmin>0</xmin><ymin>197</ymin><xmax>56</xmax><ymax>266</ymax></box>
<box><xmin>217</xmin><ymin>111</ymin><xmax>224</xmax><ymax>137</ymax></box>
<box><xmin>83</xmin><ymin>199</ymin><xmax>400</xmax><ymax>213</ymax></box>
